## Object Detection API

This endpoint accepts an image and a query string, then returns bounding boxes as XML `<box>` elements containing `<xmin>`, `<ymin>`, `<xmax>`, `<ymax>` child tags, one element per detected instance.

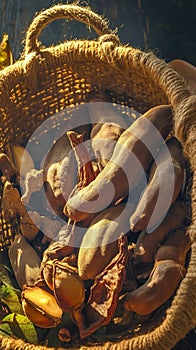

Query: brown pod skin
<box><xmin>8</xmin><ymin>234</ymin><xmax>41</xmax><ymax>289</ymax></box>
<box><xmin>0</xmin><ymin>152</ymin><xmax>18</xmax><ymax>180</ymax></box>
<box><xmin>130</xmin><ymin>137</ymin><xmax>185</xmax><ymax>233</ymax></box>
<box><xmin>78</xmin><ymin>203</ymin><xmax>132</xmax><ymax>280</ymax></box>
<box><xmin>168</xmin><ymin>59</ymin><xmax>196</xmax><ymax>95</ymax></box>
<box><xmin>43</xmin><ymin>134</ymin><xmax>77</xmax><ymax>218</ymax></box>
<box><xmin>65</xmin><ymin>105</ymin><xmax>173</xmax><ymax>222</ymax></box>
<box><xmin>133</xmin><ymin>200</ymin><xmax>187</xmax><ymax>264</ymax></box>
<box><xmin>88</xmin><ymin>92</ymin><xmax>132</xmax><ymax>171</ymax></box>
<box><xmin>91</xmin><ymin>122</ymin><xmax>126</xmax><ymax>171</ymax></box>
<box><xmin>155</xmin><ymin>227</ymin><xmax>191</xmax><ymax>265</ymax></box>
<box><xmin>124</xmin><ymin>227</ymin><xmax>190</xmax><ymax>315</ymax></box>
<box><xmin>123</xmin><ymin>259</ymin><xmax>185</xmax><ymax>315</ymax></box>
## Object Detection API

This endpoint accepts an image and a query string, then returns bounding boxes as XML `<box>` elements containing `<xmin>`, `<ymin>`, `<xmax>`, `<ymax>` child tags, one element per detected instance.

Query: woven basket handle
<box><xmin>24</xmin><ymin>4</ymin><xmax>120</xmax><ymax>55</ymax></box>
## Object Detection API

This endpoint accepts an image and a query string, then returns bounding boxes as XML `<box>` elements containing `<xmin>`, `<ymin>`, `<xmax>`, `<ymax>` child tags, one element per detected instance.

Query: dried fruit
<box><xmin>20</xmin><ymin>211</ymin><xmax>41</xmax><ymax>241</ymax></box>
<box><xmin>8</xmin><ymin>234</ymin><xmax>41</xmax><ymax>288</ymax></box>
<box><xmin>130</xmin><ymin>137</ymin><xmax>185</xmax><ymax>233</ymax></box>
<box><xmin>0</xmin><ymin>152</ymin><xmax>18</xmax><ymax>180</ymax></box>
<box><xmin>5</xmin><ymin>143</ymin><xmax>34</xmax><ymax>181</ymax></box>
<box><xmin>52</xmin><ymin>260</ymin><xmax>85</xmax><ymax>312</ymax></box>
<box><xmin>21</xmin><ymin>169</ymin><xmax>43</xmax><ymax>205</ymax></box>
<box><xmin>133</xmin><ymin>200</ymin><xmax>187</xmax><ymax>265</ymax></box>
<box><xmin>77</xmin><ymin>203</ymin><xmax>132</xmax><ymax>280</ymax></box>
<box><xmin>65</xmin><ymin>105</ymin><xmax>173</xmax><ymax>222</ymax></box>
<box><xmin>22</xmin><ymin>285</ymin><xmax>62</xmax><ymax>328</ymax></box>
<box><xmin>1</xmin><ymin>180</ymin><xmax>27</xmax><ymax>221</ymax></box>
<box><xmin>80</xmin><ymin>236</ymin><xmax>128</xmax><ymax>339</ymax></box>
<box><xmin>124</xmin><ymin>227</ymin><xmax>190</xmax><ymax>315</ymax></box>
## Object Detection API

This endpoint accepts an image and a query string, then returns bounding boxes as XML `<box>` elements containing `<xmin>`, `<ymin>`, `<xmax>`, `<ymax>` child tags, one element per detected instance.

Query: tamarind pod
<box><xmin>21</xmin><ymin>169</ymin><xmax>43</xmax><ymax>205</ymax></box>
<box><xmin>91</xmin><ymin>123</ymin><xmax>126</xmax><ymax>171</ymax></box>
<box><xmin>133</xmin><ymin>200</ymin><xmax>187</xmax><ymax>265</ymax></box>
<box><xmin>80</xmin><ymin>236</ymin><xmax>128</xmax><ymax>339</ymax></box>
<box><xmin>130</xmin><ymin>137</ymin><xmax>185</xmax><ymax>233</ymax></box>
<box><xmin>168</xmin><ymin>59</ymin><xmax>196</xmax><ymax>95</ymax></box>
<box><xmin>40</xmin><ymin>240</ymin><xmax>75</xmax><ymax>273</ymax></box>
<box><xmin>42</xmin><ymin>133</ymin><xmax>77</xmax><ymax>217</ymax></box>
<box><xmin>20</xmin><ymin>210</ymin><xmax>41</xmax><ymax>241</ymax></box>
<box><xmin>155</xmin><ymin>227</ymin><xmax>191</xmax><ymax>266</ymax></box>
<box><xmin>5</xmin><ymin>143</ymin><xmax>34</xmax><ymax>180</ymax></box>
<box><xmin>124</xmin><ymin>227</ymin><xmax>190</xmax><ymax>315</ymax></box>
<box><xmin>63</xmin><ymin>130</ymin><xmax>99</xmax><ymax>220</ymax></box>
<box><xmin>0</xmin><ymin>152</ymin><xmax>18</xmax><ymax>180</ymax></box>
<box><xmin>8</xmin><ymin>234</ymin><xmax>41</xmax><ymax>289</ymax></box>
<box><xmin>123</xmin><ymin>259</ymin><xmax>186</xmax><ymax>315</ymax></box>
<box><xmin>1</xmin><ymin>180</ymin><xmax>27</xmax><ymax>220</ymax></box>
<box><xmin>65</xmin><ymin>105</ymin><xmax>173</xmax><ymax>222</ymax></box>
<box><xmin>88</xmin><ymin>92</ymin><xmax>131</xmax><ymax>170</ymax></box>
<box><xmin>67</xmin><ymin>130</ymin><xmax>98</xmax><ymax>191</ymax></box>
<box><xmin>44</xmin><ymin>158</ymin><xmax>75</xmax><ymax>218</ymax></box>
<box><xmin>78</xmin><ymin>203</ymin><xmax>134</xmax><ymax>280</ymax></box>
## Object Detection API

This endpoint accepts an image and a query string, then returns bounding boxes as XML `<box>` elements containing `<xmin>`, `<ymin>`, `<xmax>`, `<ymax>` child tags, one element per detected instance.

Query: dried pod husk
<box><xmin>1</xmin><ymin>180</ymin><xmax>26</xmax><ymax>221</ymax></box>
<box><xmin>80</xmin><ymin>236</ymin><xmax>128</xmax><ymax>339</ymax></box>
<box><xmin>40</xmin><ymin>240</ymin><xmax>75</xmax><ymax>272</ymax></box>
<box><xmin>5</xmin><ymin>143</ymin><xmax>34</xmax><ymax>180</ymax></box>
<box><xmin>43</xmin><ymin>133</ymin><xmax>77</xmax><ymax>218</ymax></box>
<box><xmin>53</xmin><ymin>261</ymin><xmax>85</xmax><ymax>312</ymax></box>
<box><xmin>42</xmin><ymin>260</ymin><xmax>54</xmax><ymax>291</ymax></box>
<box><xmin>22</xmin><ymin>285</ymin><xmax>63</xmax><ymax>328</ymax></box>
<box><xmin>8</xmin><ymin>234</ymin><xmax>41</xmax><ymax>288</ymax></box>
<box><xmin>20</xmin><ymin>211</ymin><xmax>41</xmax><ymax>241</ymax></box>
<box><xmin>0</xmin><ymin>152</ymin><xmax>18</xmax><ymax>180</ymax></box>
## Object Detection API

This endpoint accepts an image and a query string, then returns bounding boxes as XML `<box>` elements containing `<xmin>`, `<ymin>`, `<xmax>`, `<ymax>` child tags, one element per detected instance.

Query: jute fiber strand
<box><xmin>0</xmin><ymin>3</ymin><xmax>195</xmax><ymax>350</ymax></box>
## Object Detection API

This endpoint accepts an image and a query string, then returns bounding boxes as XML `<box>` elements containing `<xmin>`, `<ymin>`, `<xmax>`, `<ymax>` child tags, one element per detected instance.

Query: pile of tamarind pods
<box><xmin>0</xmin><ymin>93</ymin><xmax>191</xmax><ymax>342</ymax></box>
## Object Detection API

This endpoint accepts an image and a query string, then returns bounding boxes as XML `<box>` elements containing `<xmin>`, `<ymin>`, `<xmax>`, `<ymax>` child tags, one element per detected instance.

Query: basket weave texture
<box><xmin>0</xmin><ymin>4</ymin><xmax>195</xmax><ymax>350</ymax></box>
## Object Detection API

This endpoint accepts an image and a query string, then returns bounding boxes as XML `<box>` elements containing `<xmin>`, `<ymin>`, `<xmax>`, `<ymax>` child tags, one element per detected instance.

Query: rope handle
<box><xmin>24</xmin><ymin>4</ymin><xmax>120</xmax><ymax>56</ymax></box>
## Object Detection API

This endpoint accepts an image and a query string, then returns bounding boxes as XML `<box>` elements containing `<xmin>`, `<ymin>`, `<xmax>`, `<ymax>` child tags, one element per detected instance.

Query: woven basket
<box><xmin>0</xmin><ymin>4</ymin><xmax>195</xmax><ymax>350</ymax></box>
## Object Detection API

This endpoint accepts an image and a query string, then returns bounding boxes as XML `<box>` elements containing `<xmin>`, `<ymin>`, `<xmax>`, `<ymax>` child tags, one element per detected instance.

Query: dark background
<box><xmin>0</xmin><ymin>0</ymin><xmax>195</xmax><ymax>65</ymax></box>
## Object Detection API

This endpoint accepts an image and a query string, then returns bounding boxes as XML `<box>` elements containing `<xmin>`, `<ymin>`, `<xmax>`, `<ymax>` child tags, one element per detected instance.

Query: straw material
<box><xmin>0</xmin><ymin>3</ymin><xmax>195</xmax><ymax>350</ymax></box>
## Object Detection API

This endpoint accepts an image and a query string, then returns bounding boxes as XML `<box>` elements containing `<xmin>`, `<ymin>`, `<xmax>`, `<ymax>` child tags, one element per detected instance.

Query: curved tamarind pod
<box><xmin>130</xmin><ymin>137</ymin><xmax>185</xmax><ymax>233</ymax></box>
<box><xmin>168</xmin><ymin>59</ymin><xmax>196</xmax><ymax>95</ymax></box>
<box><xmin>65</xmin><ymin>105</ymin><xmax>173</xmax><ymax>222</ymax></box>
<box><xmin>123</xmin><ymin>259</ymin><xmax>186</xmax><ymax>315</ymax></box>
<box><xmin>78</xmin><ymin>203</ymin><xmax>133</xmax><ymax>280</ymax></box>
<box><xmin>133</xmin><ymin>200</ymin><xmax>187</xmax><ymax>264</ymax></box>
<box><xmin>123</xmin><ymin>227</ymin><xmax>190</xmax><ymax>315</ymax></box>
<box><xmin>88</xmin><ymin>91</ymin><xmax>133</xmax><ymax>171</ymax></box>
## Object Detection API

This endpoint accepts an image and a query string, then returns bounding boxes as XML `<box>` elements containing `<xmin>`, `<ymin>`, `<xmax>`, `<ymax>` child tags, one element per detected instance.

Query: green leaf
<box><xmin>0</xmin><ymin>265</ymin><xmax>16</xmax><ymax>289</ymax></box>
<box><xmin>0</xmin><ymin>284</ymin><xmax>23</xmax><ymax>314</ymax></box>
<box><xmin>0</xmin><ymin>321</ymin><xmax>14</xmax><ymax>337</ymax></box>
<box><xmin>1</xmin><ymin>313</ymin><xmax>38</xmax><ymax>344</ymax></box>
<box><xmin>1</xmin><ymin>249</ymin><xmax>21</xmax><ymax>290</ymax></box>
